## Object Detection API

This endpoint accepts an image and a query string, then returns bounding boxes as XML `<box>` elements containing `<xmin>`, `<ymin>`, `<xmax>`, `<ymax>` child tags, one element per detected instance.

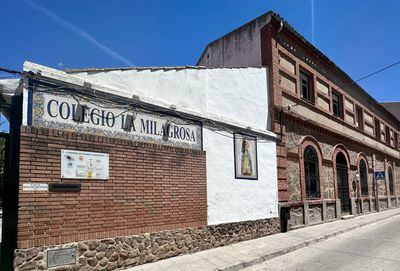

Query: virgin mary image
<box><xmin>241</xmin><ymin>138</ymin><xmax>253</xmax><ymax>176</ymax></box>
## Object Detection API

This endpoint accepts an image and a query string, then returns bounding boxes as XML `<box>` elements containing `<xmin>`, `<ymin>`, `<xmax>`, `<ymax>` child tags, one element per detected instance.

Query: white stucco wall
<box><xmin>205</xmin><ymin>69</ymin><xmax>268</xmax><ymax>131</ymax></box>
<box><xmin>72</xmin><ymin>68</ymin><xmax>270</xmax><ymax>131</ymax></box>
<box><xmin>27</xmin><ymin>63</ymin><xmax>278</xmax><ymax>225</ymax></box>
<box><xmin>72</xmin><ymin>69</ymin><xmax>207</xmax><ymax>115</ymax></box>
<box><xmin>204</xmin><ymin>129</ymin><xmax>278</xmax><ymax>225</ymax></box>
<box><xmin>71</xmin><ymin>66</ymin><xmax>278</xmax><ymax>224</ymax></box>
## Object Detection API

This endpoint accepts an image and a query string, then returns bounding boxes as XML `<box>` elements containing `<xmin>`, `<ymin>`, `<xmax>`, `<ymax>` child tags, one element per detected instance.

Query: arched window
<box><xmin>359</xmin><ymin>159</ymin><xmax>368</xmax><ymax>196</ymax></box>
<box><xmin>389</xmin><ymin>166</ymin><xmax>394</xmax><ymax>195</ymax></box>
<box><xmin>304</xmin><ymin>145</ymin><xmax>320</xmax><ymax>198</ymax></box>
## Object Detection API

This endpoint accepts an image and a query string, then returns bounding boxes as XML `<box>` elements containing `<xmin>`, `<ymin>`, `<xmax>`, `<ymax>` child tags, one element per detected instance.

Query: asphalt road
<box><xmin>243</xmin><ymin>215</ymin><xmax>400</xmax><ymax>271</ymax></box>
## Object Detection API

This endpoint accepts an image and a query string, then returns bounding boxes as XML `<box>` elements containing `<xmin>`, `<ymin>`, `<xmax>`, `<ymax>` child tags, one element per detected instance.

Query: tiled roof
<box><xmin>66</xmin><ymin>65</ymin><xmax>206</xmax><ymax>73</ymax></box>
<box><xmin>65</xmin><ymin>65</ymin><xmax>265</xmax><ymax>73</ymax></box>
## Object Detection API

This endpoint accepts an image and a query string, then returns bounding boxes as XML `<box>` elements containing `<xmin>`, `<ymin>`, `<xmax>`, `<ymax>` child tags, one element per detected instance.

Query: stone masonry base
<box><xmin>14</xmin><ymin>217</ymin><xmax>280</xmax><ymax>271</ymax></box>
<box><xmin>287</xmin><ymin>197</ymin><xmax>400</xmax><ymax>229</ymax></box>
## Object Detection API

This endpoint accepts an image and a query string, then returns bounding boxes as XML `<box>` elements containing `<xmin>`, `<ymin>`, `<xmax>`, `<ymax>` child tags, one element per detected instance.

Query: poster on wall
<box><xmin>61</xmin><ymin>150</ymin><xmax>109</xmax><ymax>180</ymax></box>
<box><xmin>234</xmin><ymin>133</ymin><xmax>258</xmax><ymax>180</ymax></box>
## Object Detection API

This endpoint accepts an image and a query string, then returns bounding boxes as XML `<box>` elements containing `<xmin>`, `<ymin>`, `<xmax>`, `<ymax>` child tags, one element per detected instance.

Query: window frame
<box><xmin>359</xmin><ymin>159</ymin><xmax>368</xmax><ymax>196</ymax></box>
<box><xmin>355</xmin><ymin>105</ymin><xmax>364</xmax><ymax>130</ymax></box>
<box><xmin>303</xmin><ymin>145</ymin><xmax>321</xmax><ymax>199</ymax></box>
<box><xmin>332</xmin><ymin>90</ymin><xmax>343</xmax><ymax>119</ymax></box>
<box><xmin>385</xmin><ymin>126</ymin><xmax>391</xmax><ymax>145</ymax></box>
<box><xmin>300</xmin><ymin>70</ymin><xmax>314</xmax><ymax>103</ymax></box>
<box><xmin>374</xmin><ymin>118</ymin><xmax>381</xmax><ymax>141</ymax></box>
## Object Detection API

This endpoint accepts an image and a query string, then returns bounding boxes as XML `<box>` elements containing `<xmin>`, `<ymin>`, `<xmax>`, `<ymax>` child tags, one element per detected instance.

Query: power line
<box><xmin>32</xmin><ymin>83</ymin><xmax>273</xmax><ymax>143</ymax></box>
<box><xmin>0</xmin><ymin>67</ymin><xmax>22</xmax><ymax>75</ymax></box>
<box><xmin>355</xmin><ymin>60</ymin><xmax>400</xmax><ymax>82</ymax></box>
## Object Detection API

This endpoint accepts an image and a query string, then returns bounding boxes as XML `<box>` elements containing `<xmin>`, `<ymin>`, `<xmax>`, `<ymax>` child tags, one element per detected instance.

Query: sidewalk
<box><xmin>125</xmin><ymin>208</ymin><xmax>400</xmax><ymax>271</ymax></box>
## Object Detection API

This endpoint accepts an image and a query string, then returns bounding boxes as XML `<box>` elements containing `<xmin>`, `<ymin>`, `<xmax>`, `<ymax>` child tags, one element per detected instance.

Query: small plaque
<box><xmin>47</xmin><ymin>247</ymin><xmax>76</xmax><ymax>268</ymax></box>
<box><xmin>22</xmin><ymin>183</ymin><xmax>48</xmax><ymax>192</ymax></box>
<box><xmin>61</xmin><ymin>149</ymin><xmax>109</xmax><ymax>180</ymax></box>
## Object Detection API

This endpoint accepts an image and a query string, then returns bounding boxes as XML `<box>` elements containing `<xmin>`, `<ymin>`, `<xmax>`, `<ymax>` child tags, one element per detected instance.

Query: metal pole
<box><xmin>357</xmin><ymin>176</ymin><xmax>362</xmax><ymax>214</ymax></box>
<box><xmin>0</xmin><ymin>94</ymin><xmax>22</xmax><ymax>270</ymax></box>
<box><xmin>375</xmin><ymin>176</ymin><xmax>379</xmax><ymax>212</ymax></box>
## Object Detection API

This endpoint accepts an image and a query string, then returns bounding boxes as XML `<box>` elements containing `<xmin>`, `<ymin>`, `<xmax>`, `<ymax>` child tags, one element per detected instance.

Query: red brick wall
<box><xmin>17</xmin><ymin>126</ymin><xmax>207</xmax><ymax>248</ymax></box>
<box><xmin>261</xmin><ymin>23</ymin><xmax>289</xmax><ymax>202</ymax></box>
<box><xmin>261</xmin><ymin>20</ymin><xmax>400</xmax><ymax>204</ymax></box>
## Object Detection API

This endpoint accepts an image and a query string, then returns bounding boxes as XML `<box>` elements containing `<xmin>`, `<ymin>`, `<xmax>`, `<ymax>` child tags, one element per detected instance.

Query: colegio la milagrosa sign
<box><xmin>28</xmin><ymin>91</ymin><xmax>202</xmax><ymax>150</ymax></box>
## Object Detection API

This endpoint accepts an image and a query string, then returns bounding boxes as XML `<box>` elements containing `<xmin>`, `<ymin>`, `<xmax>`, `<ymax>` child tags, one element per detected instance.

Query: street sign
<box><xmin>374</xmin><ymin>171</ymin><xmax>385</xmax><ymax>180</ymax></box>
<box><xmin>22</xmin><ymin>183</ymin><xmax>48</xmax><ymax>192</ymax></box>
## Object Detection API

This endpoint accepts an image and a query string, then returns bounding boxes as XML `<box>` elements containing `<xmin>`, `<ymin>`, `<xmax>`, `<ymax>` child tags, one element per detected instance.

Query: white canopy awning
<box><xmin>0</xmin><ymin>78</ymin><xmax>22</xmax><ymax>120</ymax></box>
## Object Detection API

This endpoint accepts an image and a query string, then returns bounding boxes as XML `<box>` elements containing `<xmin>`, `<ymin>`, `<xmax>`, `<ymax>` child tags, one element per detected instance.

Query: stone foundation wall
<box><xmin>289</xmin><ymin>201</ymin><xmax>339</xmax><ymax>229</ymax></box>
<box><xmin>289</xmin><ymin>206</ymin><xmax>304</xmax><ymax>227</ymax></box>
<box><xmin>14</xmin><ymin>217</ymin><xmax>280</xmax><ymax>271</ymax></box>
<box><xmin>309</xmin><ymin>205</ymin><xmax>322</xmax><ymax>224</ymax></box>
<box><xmin>390</xmin><ymin>197</ymin><xmax>397</xmax><ymax>208</ymax></box>
<box><xmin>371</xmin><ymin>199</ymin><xmax>377</xmax><ymax>212</ymax></box>
<box><xmin>326</xmin><ymin>203</ymin><xmax>336</xmax><ymax>220</ymax></box>
<box><xmin>379</xmin><ymin>199</ymin><xmax>388</xmax><ymax>210</ymax></box>
<box><xmin>362</xmin><ymin>200</ymin><xmax>370</xmax><ymax>213</ymax></box>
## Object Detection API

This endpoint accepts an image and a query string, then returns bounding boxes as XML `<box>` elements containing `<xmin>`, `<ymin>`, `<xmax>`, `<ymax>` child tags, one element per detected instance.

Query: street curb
<box><xmin>216</xmin><ymin>210</ymin><xmax>400</xmax><ymax>271</ymax></box>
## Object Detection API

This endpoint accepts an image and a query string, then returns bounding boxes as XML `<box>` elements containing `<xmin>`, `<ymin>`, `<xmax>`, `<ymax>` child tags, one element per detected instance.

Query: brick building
<box><xmin>198</xmin><ymin>11</ymin><xmax>400</xmax><ymax>228</ymax></box>
<box><xmin>0</xmin><ymin>62</ymin><xmax>279</xmax><ymax>270</ymax></box>
<box><xmin>1</xmin><ymin>10</ymin><xmax>400</xmax><ymax>271</ymax></box>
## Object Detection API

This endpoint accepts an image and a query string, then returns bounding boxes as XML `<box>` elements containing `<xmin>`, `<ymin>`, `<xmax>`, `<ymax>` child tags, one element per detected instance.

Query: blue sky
<box><xmin>1</xmin><ymin>0</ymin><xmax>399</xmax><ymax>103</ymax></box>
